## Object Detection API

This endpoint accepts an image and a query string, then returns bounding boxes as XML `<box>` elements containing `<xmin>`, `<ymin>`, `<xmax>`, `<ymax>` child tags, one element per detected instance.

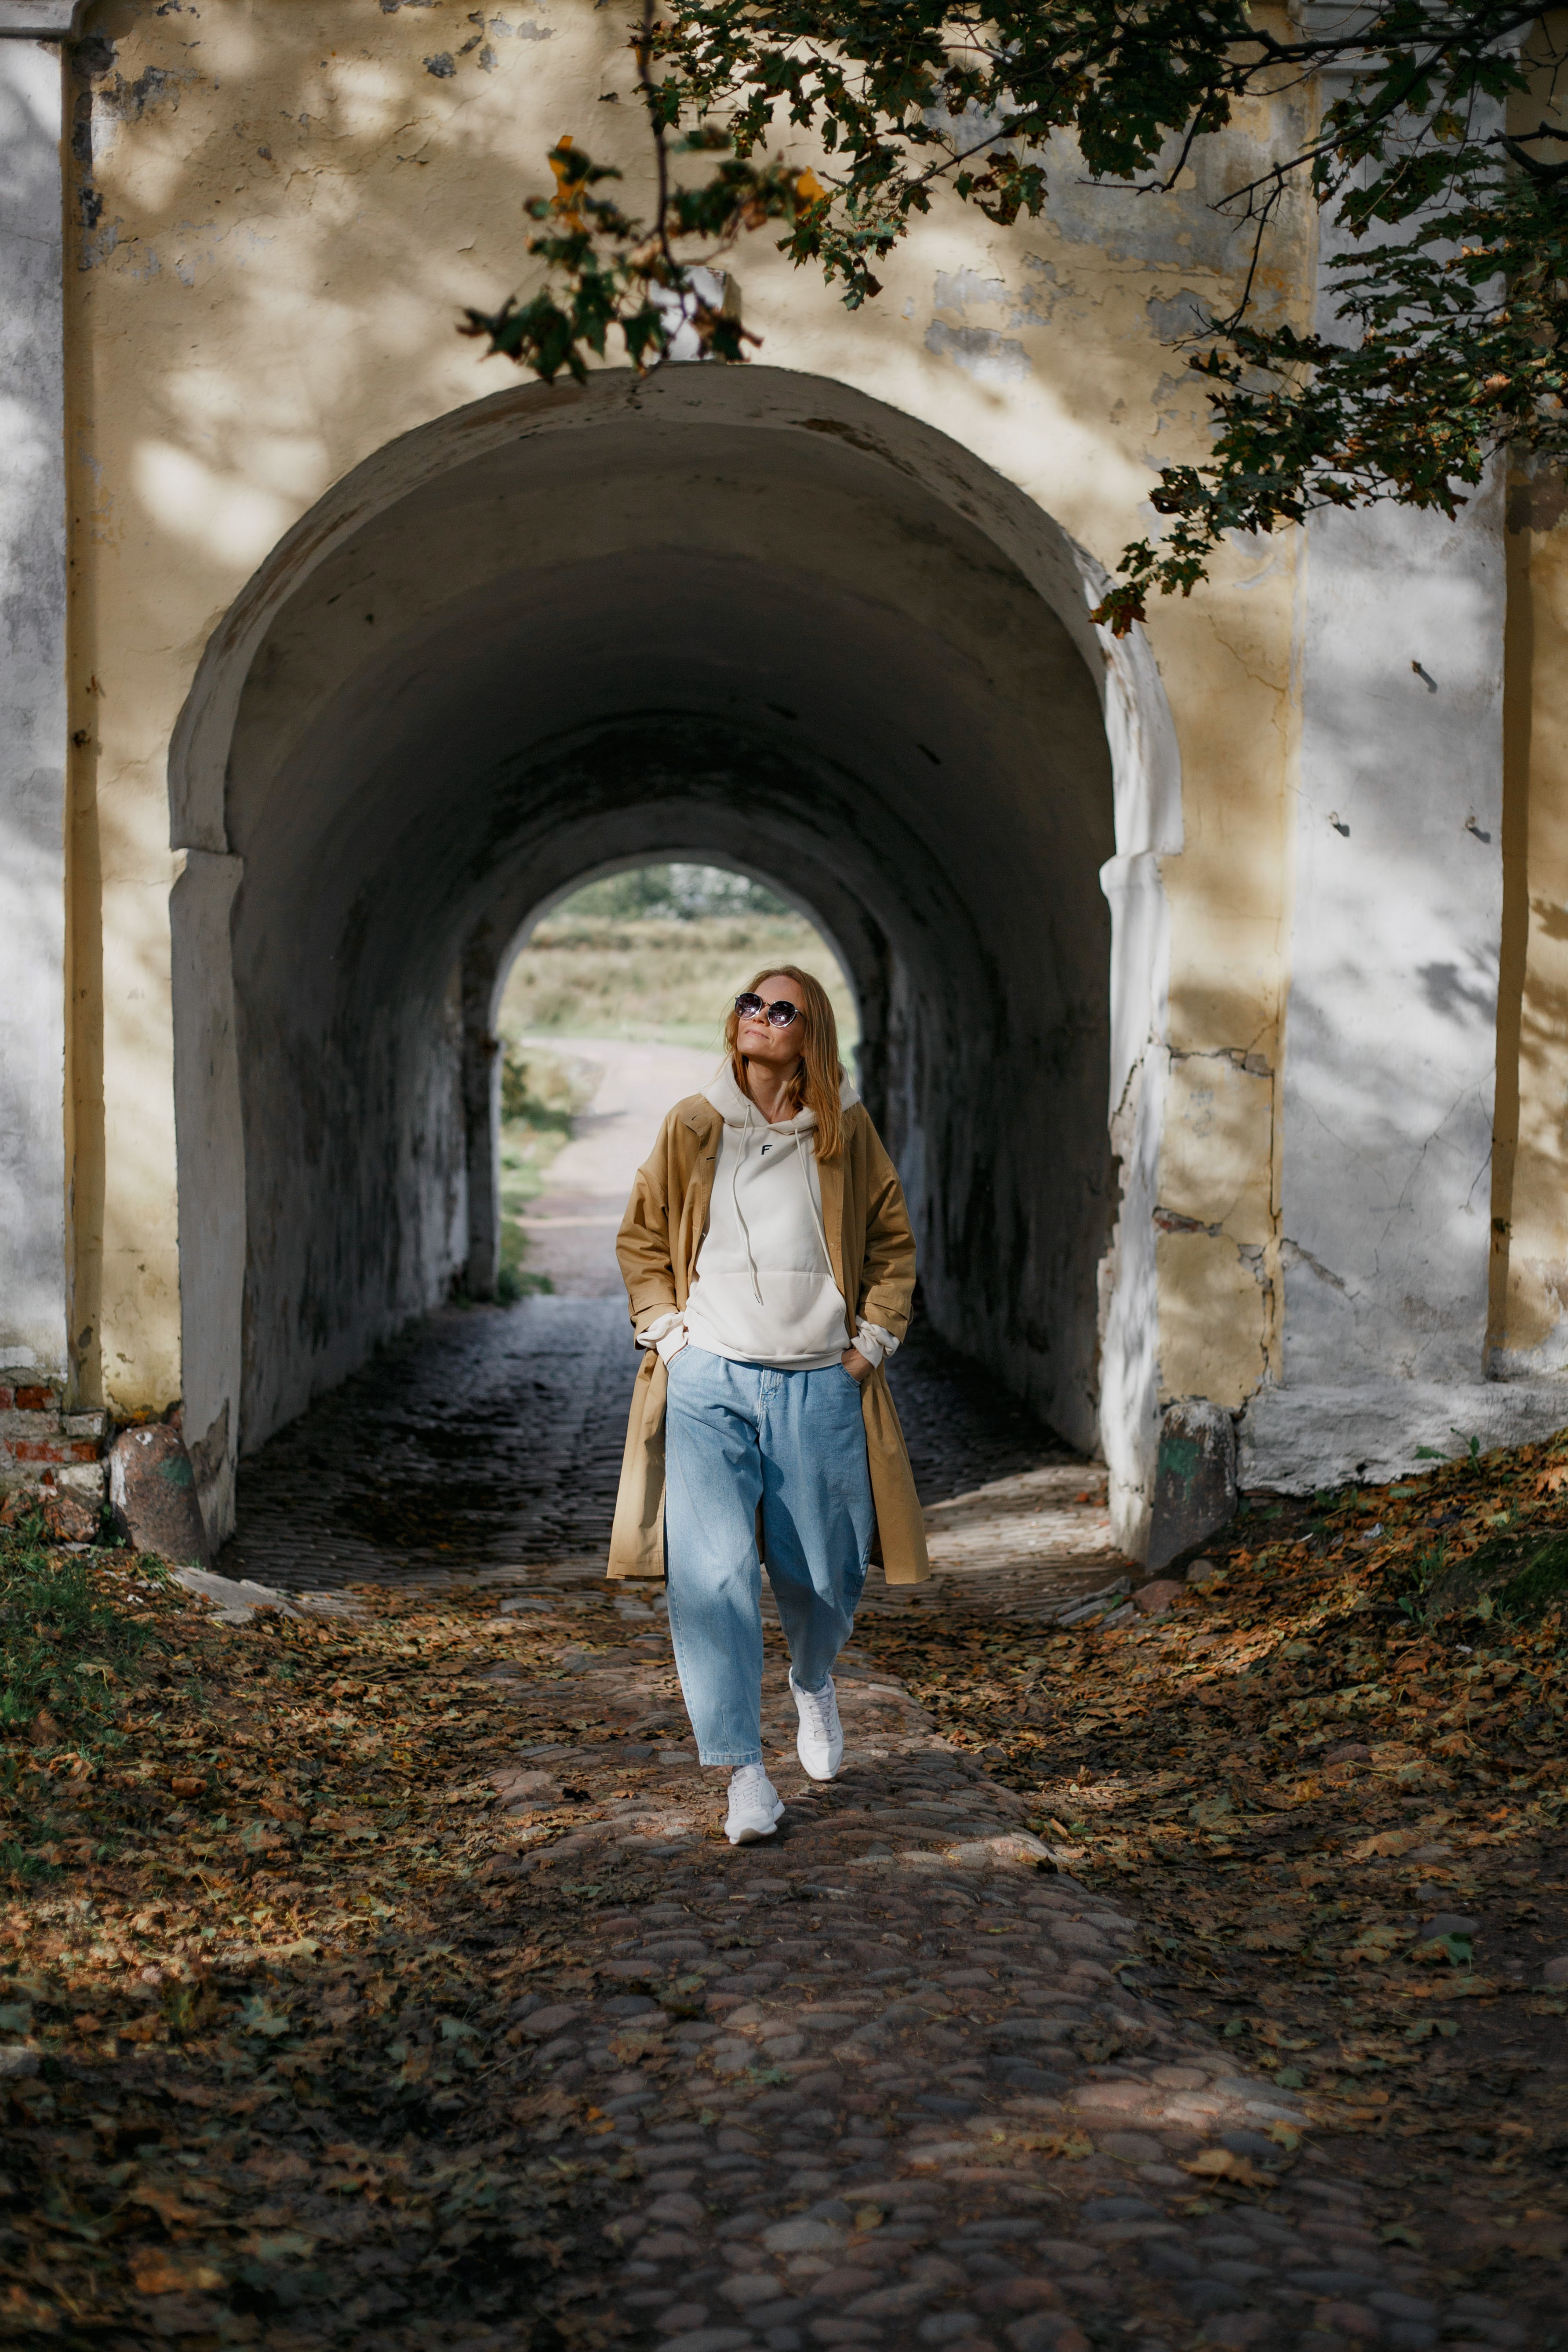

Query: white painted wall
<box><xmin>1281</xmin><ymin>482</ymin><xmax>1505</xmax><ymax>1392</ymax></box>
<box><xmin>0</xmin><ymin>34</ymin><xmax>68</xmax><ymax>1388</ymax></box>
<box><xmin>1091</xmin><ymin>575</ymin><xmax>1183</xmax><ymax>1554</ymax></box>
<box><xmin>1244</xmin><ymin>76</ymin><xmax>1568</xmax><ymax>1485</ymax></box>
<box><xmin>170</xmin><ymin>849</ymin><xmax>245</xmax><ymax>1540</ymax></box>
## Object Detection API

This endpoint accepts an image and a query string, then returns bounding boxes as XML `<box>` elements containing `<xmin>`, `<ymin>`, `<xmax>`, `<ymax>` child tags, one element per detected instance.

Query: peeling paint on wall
<box><xmin>923</xmin><ymin>319</ymin><xmax>1032</xmax><ymax>384</ymax></box>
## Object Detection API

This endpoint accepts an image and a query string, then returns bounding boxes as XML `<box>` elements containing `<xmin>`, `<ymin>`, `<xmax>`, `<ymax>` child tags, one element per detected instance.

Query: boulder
<box><xmin>108</xmin><ymin>1424</ymin><xmax>211</xmax><ymax>1565</ymax></box>
<box><xmin>1146</xmin><ymin>1401</ymin><xmax>1237</xmax><ymax>1572</ymax></box>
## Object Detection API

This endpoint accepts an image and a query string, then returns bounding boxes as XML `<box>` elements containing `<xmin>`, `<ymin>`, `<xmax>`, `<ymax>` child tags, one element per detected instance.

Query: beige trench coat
<box><xmin>608</xmin><ymin>1094</ymin><xmax>931</xmax><ymax>1584</ymax></box>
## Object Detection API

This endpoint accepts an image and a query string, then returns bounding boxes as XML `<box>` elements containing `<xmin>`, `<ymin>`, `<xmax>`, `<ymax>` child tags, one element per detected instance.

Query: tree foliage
<box><xmin>462</xmin><ymin>3</ymin><xmax>1568</xmax><ymax>630</ymax></box>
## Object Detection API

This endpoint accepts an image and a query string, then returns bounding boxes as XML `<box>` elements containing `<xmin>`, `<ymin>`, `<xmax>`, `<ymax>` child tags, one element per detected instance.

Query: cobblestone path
<box><xmin>203</xmin><ymin>1319</ymin><xmax>1544</xmax><ymax>2350</ymax></box>
<box><xmin>216</xmin><ymin>1303</ymin><xmax>1090</xmax><ymax>1597</ymax></box>
<box><xmin>453</xmin><ymin>1569</ymin><xmax>1502</xmax><ymax>2352</ymax></box>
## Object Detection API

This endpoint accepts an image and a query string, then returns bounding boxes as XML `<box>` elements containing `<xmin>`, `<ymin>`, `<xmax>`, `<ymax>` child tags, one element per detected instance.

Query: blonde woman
<box><xmin>611</xmin><ymin>967</ymin><xmax>930</xmax><ymax>1842</ymax></box>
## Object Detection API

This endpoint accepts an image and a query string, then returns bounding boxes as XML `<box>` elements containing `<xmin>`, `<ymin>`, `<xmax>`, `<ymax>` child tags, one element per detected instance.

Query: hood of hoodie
<box><xmin>702</xmin><ymin>1062</ymin><xmax>859</xmax><ymax>1128</ymax></box>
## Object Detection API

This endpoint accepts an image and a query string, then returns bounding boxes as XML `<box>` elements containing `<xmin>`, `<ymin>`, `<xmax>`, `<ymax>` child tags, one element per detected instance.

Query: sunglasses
<box><xmin>734</xmin><ymin>991</ymin><xmax>800</xmax><ymax>1029</ymax></box>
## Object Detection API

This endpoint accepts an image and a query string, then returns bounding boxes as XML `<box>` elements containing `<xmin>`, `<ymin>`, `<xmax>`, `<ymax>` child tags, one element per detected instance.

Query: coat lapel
<box><xmin>675</xmin><ymin>1102</ymin><xmax>720</xmax><ymax>1301</ymax></box>
<box><xmin>816</xmin><ymin>1143</ymin><xmax>848</xmax><ymax>1309</ymax></box>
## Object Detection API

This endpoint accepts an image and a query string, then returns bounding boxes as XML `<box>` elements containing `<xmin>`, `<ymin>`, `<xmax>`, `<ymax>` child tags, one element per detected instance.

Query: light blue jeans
<box><xmin>663</xmin><ymin>1347</ymin><xmax>876</xmax><ymax>1767</ymax></box>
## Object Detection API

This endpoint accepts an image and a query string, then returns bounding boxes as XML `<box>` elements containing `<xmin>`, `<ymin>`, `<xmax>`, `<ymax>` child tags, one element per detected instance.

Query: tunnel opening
<box><xmin>487</xmin><ymin>856</ymin><xmax>861</xmax><ymax>1303</ymax></box>
<box><xmin>169</xmin><ymin>369</ymin><xmax>1180</xmax><ymax>1552</ymax></box>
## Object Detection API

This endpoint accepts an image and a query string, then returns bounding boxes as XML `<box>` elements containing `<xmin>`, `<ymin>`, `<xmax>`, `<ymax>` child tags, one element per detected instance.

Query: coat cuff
<box><xmin>853</xmin><ymin>1319</ymin><xmax>900</xmax><ymax>1369</ymax></box>
<box><xmin>637</xmin><ymin>1310</ymin><xmax>688</xmax><ymax>1364</ymax></box>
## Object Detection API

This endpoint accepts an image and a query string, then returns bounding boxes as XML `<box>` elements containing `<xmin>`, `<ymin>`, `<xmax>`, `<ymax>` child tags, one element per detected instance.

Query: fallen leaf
<box><xmin>130</xmin><ymin>2249</ymin><xmax>226</xmax><ymax>2296</ymax></box>
<box><xmin>127</xmin><ymin>2185</ymin><xmax>207</xmax><ymax>2225</ymax></box>
<box><xmin>1347</xmin><ymin>1828</ymin><xmax>1430</xmax><ymax>1861</ymax></box>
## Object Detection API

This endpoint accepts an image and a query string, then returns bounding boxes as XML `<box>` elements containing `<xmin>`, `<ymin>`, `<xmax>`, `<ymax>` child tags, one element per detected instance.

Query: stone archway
<box><xmin>168</xmin><ymin>367</ymin><xmax>1180</xmax><ymax>1552</ymax></box>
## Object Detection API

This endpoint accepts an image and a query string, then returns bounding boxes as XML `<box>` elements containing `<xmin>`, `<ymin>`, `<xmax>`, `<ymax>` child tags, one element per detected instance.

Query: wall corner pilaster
<box><xmin>0</xmin><ymin>31</ymin><xmax>71</xmax><ymax>1394</ymax></box>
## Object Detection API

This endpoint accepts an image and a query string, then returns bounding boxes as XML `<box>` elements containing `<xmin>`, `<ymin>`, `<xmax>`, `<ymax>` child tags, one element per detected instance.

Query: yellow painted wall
<box><xmin>1487</xmin><ymin>25</ymin><xmax>1568</xmax><ymax>1384</ymax></box>
<box><xmin>1493</xmin><ymin>471</ymin><xmax>1568</xmax><ymax>1376</ymax></box>
<box><xmin>65</xmin><ymin>0</ymin><xmax>1308</xmax><ymax>1420</ymax></box>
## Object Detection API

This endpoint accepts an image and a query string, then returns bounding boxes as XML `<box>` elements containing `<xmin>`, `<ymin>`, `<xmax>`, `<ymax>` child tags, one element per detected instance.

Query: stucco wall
<box><xmin>1</xmin><ymin>36</ymin><xmax>69</xmax><ymax>1392</ymax></box>
<box><xmin>56</xmin><ymin>0</ymin><xmax>1329</xmax><ymax>1549</ymax></box>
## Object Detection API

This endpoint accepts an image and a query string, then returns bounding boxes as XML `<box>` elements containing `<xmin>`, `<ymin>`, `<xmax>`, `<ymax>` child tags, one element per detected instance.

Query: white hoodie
<box><xmin>637</xmin><ymin>1065</ymin><xmax>899</xmax><ymax>1374</ymax></box>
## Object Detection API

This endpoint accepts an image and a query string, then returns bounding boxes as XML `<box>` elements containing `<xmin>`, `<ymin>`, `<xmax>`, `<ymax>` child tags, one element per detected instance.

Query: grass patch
<box><xmin>498</xmin><ymin>910</ymin><xmax>859</xmax><ymax>1056</ymax></box>
<box><xmin>496</xmin><ymin>1045</ymin><xmax>604</xmax><ymax>1296</ymax></box>
<box><xmin>0</xmin><ymin>1518</ymin><xmax>150</xmax><ymax>1752</ymax></box>
<box><xmin>1430</xmin><ymin>1523</ymin><xmax>1568</xmax><ymax>1621</ymax></box>
<box><xmin>0</xmin><ymin>1517</ymin><xmax>154</xmax><ymax>1879</ymax></box>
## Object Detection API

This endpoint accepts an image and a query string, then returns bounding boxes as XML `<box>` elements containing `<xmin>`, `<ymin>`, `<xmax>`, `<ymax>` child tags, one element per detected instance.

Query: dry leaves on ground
<box><xmin>861</xmin><ymin>1431</ymin><xmax>1568</xmax><ymax>2276</ymax></box>
<box><xmin>0</xmin><ymin>1529</ymin><xmax>702</xmax><ymax>2349</ymax></box>
<box><xmin>7</xmin><ymin>1421</ymin><xmax>1568</xmax><ymax>2341</ymax></box>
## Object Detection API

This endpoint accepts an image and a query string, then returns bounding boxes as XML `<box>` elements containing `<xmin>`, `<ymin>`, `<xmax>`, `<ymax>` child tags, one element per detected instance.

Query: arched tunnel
<box><xmin>170</xmin><ymin>370</ymin><xmax>1178</xmax><ymax>1546</ymax></box>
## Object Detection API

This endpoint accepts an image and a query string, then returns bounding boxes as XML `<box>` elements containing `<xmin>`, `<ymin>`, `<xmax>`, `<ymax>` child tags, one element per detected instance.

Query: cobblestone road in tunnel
<box><xmin>216</xmin><ymin>1302</ymin><xmax>1085</xmax><ymax>1596</ymax></box>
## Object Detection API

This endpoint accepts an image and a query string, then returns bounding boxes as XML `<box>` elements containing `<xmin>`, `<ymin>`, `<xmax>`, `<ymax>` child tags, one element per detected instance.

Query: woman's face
<box><xmin>738</xmin><ymin>973</ymin><xmax>806</xmax><ymax>1068</ymax></box>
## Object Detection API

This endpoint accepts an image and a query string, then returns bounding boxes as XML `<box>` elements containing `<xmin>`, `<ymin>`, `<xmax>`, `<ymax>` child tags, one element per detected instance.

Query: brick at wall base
<box><xmin>0</xmin><ymin>1390</ymin><xmax>109</xmax><ymax>1503</ymax></box>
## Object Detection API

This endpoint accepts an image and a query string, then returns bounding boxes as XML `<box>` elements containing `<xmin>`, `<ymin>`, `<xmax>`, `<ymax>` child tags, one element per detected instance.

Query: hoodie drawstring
<box><xmin>731</xmin><ymin>1095</ymin><xmax>764</xmax><ymax>1303</ymax></box>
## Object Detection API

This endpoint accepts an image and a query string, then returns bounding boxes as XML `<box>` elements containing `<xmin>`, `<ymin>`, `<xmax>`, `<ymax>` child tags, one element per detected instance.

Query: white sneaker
<box><xmin>790</xmin><ymin>1671</ymin><xmax>844</xmax><ymax>1781</ymax></box>
<box><xmin>726</xmin><ymin>1765</ymin><xmax>785</xmax><ymax>1845</ymax></box>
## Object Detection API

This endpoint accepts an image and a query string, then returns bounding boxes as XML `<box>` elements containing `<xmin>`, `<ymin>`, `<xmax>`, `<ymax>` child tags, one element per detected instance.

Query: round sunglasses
<box><xmin>734</xmin><ymin>991</ymin><xmax>800</xmax><ymax>1029</ymax></box>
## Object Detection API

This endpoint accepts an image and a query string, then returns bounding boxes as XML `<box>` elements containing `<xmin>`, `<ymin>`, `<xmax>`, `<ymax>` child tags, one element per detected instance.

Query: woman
<box><xmin>611</xmin><ymin>966</ymin><xmax>930</xmax><ymax>1844</ymax></box>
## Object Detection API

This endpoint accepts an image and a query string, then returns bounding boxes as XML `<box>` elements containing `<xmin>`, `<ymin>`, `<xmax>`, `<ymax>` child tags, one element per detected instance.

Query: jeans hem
<box><xmin>699</xmin><ymin>1748</ymin><xmax>764</xmax><ymax>1769</ymax></box>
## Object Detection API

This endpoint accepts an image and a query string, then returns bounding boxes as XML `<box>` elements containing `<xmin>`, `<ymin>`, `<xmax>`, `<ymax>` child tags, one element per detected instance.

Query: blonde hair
<box><xmin>724</xmin><ymin>965</ymin><xmax>846</xmax><ymax>1160</ymax></box>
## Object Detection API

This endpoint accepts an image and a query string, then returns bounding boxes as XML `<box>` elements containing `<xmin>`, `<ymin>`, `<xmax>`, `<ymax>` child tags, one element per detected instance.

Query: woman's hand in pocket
<box><xmin>840</xmin><ymin>1347</ymin><xmax>873</xmax><ymax>1384</ymax></box>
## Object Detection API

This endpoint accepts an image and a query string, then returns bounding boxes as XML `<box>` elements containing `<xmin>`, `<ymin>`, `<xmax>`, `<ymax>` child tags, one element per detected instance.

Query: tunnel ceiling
<box><xmin>228</xmin><ymin>414</ymin><xmax>1115</xmax><ymax>1031</ymax></box>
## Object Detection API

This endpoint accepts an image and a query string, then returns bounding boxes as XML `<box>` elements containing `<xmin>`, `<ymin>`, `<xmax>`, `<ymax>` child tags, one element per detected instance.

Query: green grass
<box><xmin>0</xmin><ymin>1520</ymin><xmax>149</xmax><ymax>1751</ymax></box>
<box><xmin>1478</xmin><ymin>1528</ymin><xmax>1568</xmax><ymax>1619</ymax></box>
<box><xmin>496</xmin><ymin>1045</ymin><xmax>606</xmax><ymax>1297</ymax></box>
<box><xmin>497</xmin><ymin>912</ymin><xmax>859</xmax><ymax>1059</ymax></box>
<box><xmin>1404</xmin><ymin>1522</ymin><xmax>1568</xmax><ymax>1624</ymax></box>
<box><xmin>0</xmin><ymin>1517</ymin><xmax>154</xmax><ymax>1876</ymax></box>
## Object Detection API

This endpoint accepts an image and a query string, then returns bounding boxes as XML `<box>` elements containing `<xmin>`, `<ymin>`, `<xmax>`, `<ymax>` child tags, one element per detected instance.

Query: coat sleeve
<box><xmin>856</xmin><ymin>1121</ymin><xmax>917</xmax><ymax>1340</ymax></box>
<box><xmin>616</xmin><ymin>1114</ymin><xmax>682</xmax><ymax>1332</ymax></box>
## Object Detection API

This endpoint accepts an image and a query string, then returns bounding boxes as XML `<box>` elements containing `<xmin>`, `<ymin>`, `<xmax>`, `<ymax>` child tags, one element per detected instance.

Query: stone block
<box><xmin>108</xmin><ymin>1423</ymin><xmax>211</xmax><ymax>1565</ymax></box>
<box><xmin>55</xmin><ymin>1460</ymin><xmax>108</xmax><ymax>1498</ymax></box>
<box><xmin>1146</xmin><ymin>1400</ymin><xmax>1236</xmax><ymax>1571</ymax></box>
<box><xmin>1132</xmin><ymin>1579</ymin><xmax>1184</xmax><ymax>1616</ymax></box>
